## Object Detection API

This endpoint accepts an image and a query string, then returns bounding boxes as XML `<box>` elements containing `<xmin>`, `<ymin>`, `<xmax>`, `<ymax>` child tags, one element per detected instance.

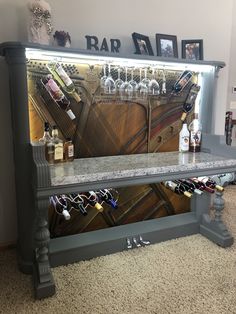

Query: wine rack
<box><xmin>1</xmin><ymin>41</ymin><xmax>236</xmax><ymax>299</ymax></box>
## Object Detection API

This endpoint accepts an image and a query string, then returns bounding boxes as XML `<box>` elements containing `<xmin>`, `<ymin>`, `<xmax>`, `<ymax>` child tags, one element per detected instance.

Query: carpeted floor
<box><xmin>1</xmin><ymin>187</ymin><xmax>236</xmax><ymax>314</ymax></box>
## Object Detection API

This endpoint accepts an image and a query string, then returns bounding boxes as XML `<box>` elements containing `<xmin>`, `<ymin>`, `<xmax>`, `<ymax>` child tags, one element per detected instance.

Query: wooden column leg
<box><xmin>33</xmin><ymin>198</ymin><xmax>55</xmax><ymax>299</ymax></box>
<box><xmin>200</xmin><ymin>190</ymin><xmax>234</xmax><ymax>247</ymax></box>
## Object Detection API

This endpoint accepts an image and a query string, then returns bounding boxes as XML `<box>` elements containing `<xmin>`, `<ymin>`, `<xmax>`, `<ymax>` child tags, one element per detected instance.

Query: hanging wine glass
<box><xmin>100</xmin><ymin>64</ymin><xmax>107</xmax><ymax>90</ymax></box>
<box><xmin>148</xmin><ymin>68</ymin><xmax>160</xmax><ymax>95</ymax></box>
<box><xmin>120</xmin><ymin>67</ymin><xmax>133</xmax><ymax>100</ymax></box>
<box><xmin>136</xmin><ymin>68</ymin><xmax>148</xmax><ymax>99</ymax></box>
<box><xmin>129</xmin><ymin>67</ymin><xmax>138</xmax><ymax>97</ymax></box>
<box><xmin>141</xmin><ymin>68</ymin><xmax>150</xmax><ymax>87</ymax></box>
<box><xmin>104</xmin><ymin>64</ymin><xmax>116</xmax><ymax>94</ymax></box>
<box><xmin>161</xmin><ymin>69</ymin><xmax>167</xmax><ymax>94</ymax></box>
<box><xmin>115</xmin><ymin>67</ymin><xmax>124</xmax><ymax>92</ymax></box>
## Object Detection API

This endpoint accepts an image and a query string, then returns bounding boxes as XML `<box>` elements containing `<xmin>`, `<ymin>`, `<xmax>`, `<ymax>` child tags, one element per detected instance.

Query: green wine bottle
<box><xmin>47</xmin><ymin>61</ymin><xmax>81</xmax><ymax>102</ymax></box>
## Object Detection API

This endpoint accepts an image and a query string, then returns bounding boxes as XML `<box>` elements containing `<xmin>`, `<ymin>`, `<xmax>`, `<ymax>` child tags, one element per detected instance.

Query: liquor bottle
<box><xmin>196</xmin><ymin>176</ymin><xmax>224</xmax><ymax>192</ymax></box>
<box><xmin>69</xmin><ymin>193</ymin><xmax>88</xmax><ymax>216</ymax></box>
<box><xmin>179</xmin><ymin>123</ymin><xmax>190</xmax><ymax>152</ymax></box>
<box><xmin>41</xmin><ymin>75</ymin><xmax>76</xmax><ymax>120</ymax></box>
<box><xmin>98</xmin><ymin>189</ymin><xmax>118</xmax><ymax>209</ymax></box>
<box><xmin>64</xmin><ymin>138</ymin><xmax>74</xmax><ymax>162</ymax></box>
<box><xmin>189</xmin><ymin>113</ymin><xmax>202</xmax><ymax>152</ymax></box>
<box><xmin>172</xmin><ymin>70</ymin><xmax>193</xmax><ymax>94</ymax></box>
<box><xmin>50</xmin><ymin>195</ymin><xmax>71</xmax><ymax>220</ymax></box>
<box><xmin>39</xmin><ymin>122</ymin><xmax>52</xmax><ymax>144</ymax></box>
<box><xmin>46</xmin><ymin>126</ymin><xmax>64</xmax><ymax>164</ymax></box>
<box><xmin>162</xmin><ymin>181</ymin><xmax>192</xmax><ymax>198</ymax></box>
<box><xmin>189</xmin><ymin>178</ymin><xmax>215</xmax><ymax>193</ymax></box>
<box><xmin>47</xmin><ymin>61</ymin><xmax>81</xmax><ymax>102</ymax></box>
<box><xmin>176</xmin><ymin>179</ymin><xmax>203</xmax><ymax>195</ymax></box>
<box><xmin>180</xmin><ymin>84</ymin><xmax>200</xmax><ymax>121</ymax></box>
<box><xmin>84</xmin><ymin>191</ymin><xmax>103</xmax><ymax>212</ymax></box>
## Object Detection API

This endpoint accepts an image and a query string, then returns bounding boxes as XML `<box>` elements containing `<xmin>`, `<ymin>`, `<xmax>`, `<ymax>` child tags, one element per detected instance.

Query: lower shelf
<box><xmin>49</xmin><ymin>212</ymin><xmax>199</xmax><ymax>267</ymax></box>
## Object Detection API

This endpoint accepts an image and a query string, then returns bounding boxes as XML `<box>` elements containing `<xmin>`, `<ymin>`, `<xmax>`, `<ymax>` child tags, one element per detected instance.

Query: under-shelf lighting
<box><xmin>25</xmin><ymin>47</ymin><xmax>215</xmax><ymax>73</ymax></box>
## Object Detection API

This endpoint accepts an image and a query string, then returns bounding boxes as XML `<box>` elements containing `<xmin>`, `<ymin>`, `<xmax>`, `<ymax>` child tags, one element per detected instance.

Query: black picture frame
<box><xmin>132</xmin><ymin>32</ymin><xmax>154</xmax><ymax>56</ymax></box>
<box><xmin>181</xmin><ymin>39</ymin><xmax>203</xmax><ymax>60</ymax></box>
<box><xmin>156</xmin><ymin>33</ymin><xmax>178</xmax><ymax>58</ymax></box>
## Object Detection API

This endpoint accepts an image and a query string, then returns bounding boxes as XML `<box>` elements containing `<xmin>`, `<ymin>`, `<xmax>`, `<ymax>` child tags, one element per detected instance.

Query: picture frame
<box><xmin>156</xmin><ymin>33</ymin><xmax>178</xmax><ymax>58</ymax></box>
<box><xmin>181</xmin><ymin>39</ymin><xmax>203</xmax><ymax>60</ymax></box>
<box><xmin>132</xmin><ymin>32</ymin><xmax>154</xmax><ymax>56</ymax></box>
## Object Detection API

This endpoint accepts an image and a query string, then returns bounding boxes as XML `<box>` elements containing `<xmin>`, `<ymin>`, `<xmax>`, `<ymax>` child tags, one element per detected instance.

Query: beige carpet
<box><xmin>1</xmin><ymin>187</ymin><xmax>236</xmax><ymax>314</ymax></box>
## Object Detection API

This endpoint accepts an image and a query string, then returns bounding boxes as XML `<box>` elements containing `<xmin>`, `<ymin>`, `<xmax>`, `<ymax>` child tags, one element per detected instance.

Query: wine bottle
<box><xmin>172</xmin><ymin>70</ymin><xmax>193</xmax><ymax>94</ymax></box>
<box><xmin>46</xmin><ymin>126</ymin><xmax>64</xmax><ymax>164</ymax></box>
<box><xmin>189</xmin><ymin>113</ymin><xmax>202</xmax><ymax>152</ymax></box>
<box><xmin>69</xmin><ymin>193</ymin><xmax>88</xmax><ymax>216</ymax></box>
<box><xmin>41</xmin><ymin>75</ymin><xmax>76</xmax><ymax>120</ymax></box>
<box><xmin>181</xmin><ymin>84</ymin><xmax>200</xmax><ymax>121</ymax></box>
<box><xmin>196</xmin><ymin>176</ymin><xmax>224</xmax><ymax>192</ymax></box>
<box><xmin>84</xmin><ymin>191</ymin><xmax>103</xmax><ymax>212</ymax></box>
<box><xmin>39</xmin><ymin>122</ymin><xmax>52</xmax><ymax>144</ymax></box>
<box><xmin>50</xmin><ymin>195</ymin><xmax>71</xmax><ymax>220</ymax></box>
<box><xmin>98</xmin><ymin>189</ymin><xmax>118</xmax><ymax>209</ymax></box>
<box><xmin>189</xmin><ymin>178</ymin><xmax>215</xmax><ymax>193</ymax></box>
<box><xmin>47</xmin><ymin>61</ymin><xmax>81</xmax><ymax>102</ymax></box>
<box><xmin>64</xmin><ymin>138</ymin><xmax>74</xmax><ymax>162</ymax></box>
<box><xmin>176</xmin><ymin>179</ymin><xmax>203</xmax><ymax>195</ymax></box>
<box><xmin>179</xmin><ymin>123</ymin><xmax>190</xmax><ymax>152</ymax></box>
<box><xmin>162</xmin><ymin>181</ymin><xmax>192</xmax><ymax>198</ymax></box>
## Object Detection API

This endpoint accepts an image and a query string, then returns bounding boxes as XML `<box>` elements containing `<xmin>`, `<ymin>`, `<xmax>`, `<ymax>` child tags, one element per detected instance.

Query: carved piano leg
<box><xmin>33</xmin><ymin>198</ymin><xmax>55</xmax><ymax>299</ymax></box>
<box><xmin>200</xmin><ymin>190</ymin><xmax>233</xmax><ymax>247</ymax></box>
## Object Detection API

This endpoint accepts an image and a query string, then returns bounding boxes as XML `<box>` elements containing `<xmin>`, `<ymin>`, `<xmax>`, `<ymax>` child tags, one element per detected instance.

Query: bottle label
<box><xmin>54</xmin><ymin>143</ymin><xmax>63</xmax><ymax>160</ymax></box>
<box><xmin>190</xmin><ymin>131</ymin><xmax>201</xmax><ymax>147</ymax></box>
<box><xmin>56</xmin><ymin>65</ymin><xmax>73</xmax><ymax>87</ymax></box>
<box><xmin>46</xmin><ymin>79</ymin><xmax>64</xmax><ymax>101</ymax></box>
<box><xmin>68</xmin><ymin>144</ymin><xmax>74</xmax><ymax>158</ymax></box>
<box><xmin>179</xmin><ymin>135</ymin><xmax>189</xmax><ymax>152</ymax></box>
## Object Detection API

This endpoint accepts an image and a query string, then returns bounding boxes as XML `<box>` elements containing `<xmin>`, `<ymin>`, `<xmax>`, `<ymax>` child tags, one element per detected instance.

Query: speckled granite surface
<box><xmin>49</xmin><ymin>152</ymin><xmax>236</xmax><ymax>186</ymax></box>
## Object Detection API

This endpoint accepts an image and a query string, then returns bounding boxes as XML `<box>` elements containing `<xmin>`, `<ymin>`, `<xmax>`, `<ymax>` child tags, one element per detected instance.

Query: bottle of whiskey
<box><xmin>179</xmin><ymin>123</ymin><xmax>190</xmax><ymax>152</ymax></box>
<box><xmin>180</xmin><ymin>84</ymin><xmax>200</xmax><ymax>121</ymax></box>
<box><xmin>46</xmin><ymin>126</ymin><xmax>64</xmax><ymax>164</ymax></box>
<box><xmin>64</xmin><ymin>138</ymin><xmax>74</xmax><ymax>162</ymax></box>
<box><xmin>39</xmin><ymin>122</ymin><xmax>52</xmax><ymax>144</ymax></box>
<box><xmin>47</xmin><ymin>62</ymin><xmax>81</xmax><ymax>102</ymax></box>
<box><xmin>189</xmin><ymin>113</ymin><xmax>202</xmax><ymax>152</ymax></box>
<box><xmin>41</xmin><ymin>75</ymin><xmax>76</xmax><ymax>120</ymax></box>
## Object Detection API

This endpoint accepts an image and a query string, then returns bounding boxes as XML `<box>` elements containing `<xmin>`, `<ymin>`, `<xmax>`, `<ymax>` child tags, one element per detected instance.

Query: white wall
<box><xmin>0</xmin><ymin>0</ymin><xmax>234</xmax><ymax>245</ymax></box>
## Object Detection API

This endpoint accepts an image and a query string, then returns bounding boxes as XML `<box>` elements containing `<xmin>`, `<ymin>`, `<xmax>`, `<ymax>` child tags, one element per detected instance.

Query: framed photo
<box><xmin>132</xmin><ymin>32</ymin><xmax>154</xmax><ymax>56</ymax></box>
<box><xmin>181</xmin><ymin>40</ymin><xmax>203</xmax><ymax>60</ymax></box>
<box><xmin>156</xmin><ymin>33</ymin><xmax>178</xmax><ymax>58</ymax></box>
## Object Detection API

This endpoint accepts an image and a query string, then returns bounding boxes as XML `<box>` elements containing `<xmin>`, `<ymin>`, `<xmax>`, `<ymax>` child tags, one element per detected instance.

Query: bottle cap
<box><xmin>95</xmin><ymin>203</ymin><xmax>103</xmax><ymax>212</ymax></box>
<box><xmin>184</xmin><ymin>191</ymin><xmax>192</xmax><ymax>198</ymax></box>
<box><xmin>215</xmin><ymin>185</ymin><xmax>224</xmax><ymax>192</ymax></box>
<box><xmin>181</xmin><ymin>112</ymin><xmax>187</xmax><ymax>122</ymax></box>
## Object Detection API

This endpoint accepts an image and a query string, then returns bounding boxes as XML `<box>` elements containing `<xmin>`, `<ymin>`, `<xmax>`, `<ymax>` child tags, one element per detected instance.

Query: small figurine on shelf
<box><xmin>27</xmin><ymin>0</ymin><xmax>53</xmax><ymax>45</ymax></box>
<box><xmin>53</xmin><ymin>31</ymin><xmax>71</xmax><ymax>47</ymax></box>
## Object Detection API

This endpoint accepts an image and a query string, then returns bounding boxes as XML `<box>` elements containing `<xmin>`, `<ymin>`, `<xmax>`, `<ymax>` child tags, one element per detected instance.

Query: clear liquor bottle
<box><xmin>39</xmin><ymin>122</ymin><xmax>52</xmax><ymax>144</ymax></box>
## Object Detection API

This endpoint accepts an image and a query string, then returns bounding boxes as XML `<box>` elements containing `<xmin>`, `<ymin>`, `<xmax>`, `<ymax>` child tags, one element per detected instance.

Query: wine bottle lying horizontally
<box><xmin>162</xmin><ymin>181</ymin><xmax>192</xmax><ymax>198</ymax></box>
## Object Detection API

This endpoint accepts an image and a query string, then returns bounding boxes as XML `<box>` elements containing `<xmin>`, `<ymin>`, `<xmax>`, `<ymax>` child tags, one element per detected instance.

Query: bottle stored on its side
<box><xmin>39</xmin><ymin>121</ymin><xmax>52</xmax><ymax>144</ymax></box>
<box><xmin>64</xmin><ymin>138</ymin><xmax>74</xmax><ymax>162</ymax></box>
<box><xmin>50</xmin><ymin>195</ymin><xmax>71</xmax><ymax>220</ymax></box>
<box><xmin>181</xmin><ymin>84</ymin><xmax>200</xmax><ymax>121</ymax></box>
<box><xmin>189</xmin><ymin>178</ymin><xmax>215</xmax><ymax>193</ymax></box>
<box><xmin>47</xmin><ymin>62</ymin><xmax>81</xmax><ymax>102</ymax></box>
<box><xmin>41</xmin><ymin>75</ymin><xmax>76</xmax><ymax>120</ymax></box>
<box><xmin>46</xmin><ymin>125</ymin><xmax>64</xmax><ymax>164</ymax></box>
<box><xmin>176</xmin><ymin>179</ymin><xmax>203</xmax><ymax>195</ymax></box>
<box><xmin>84</xmin><ymin>191</ymin><xmax>103</xmax><ymax>212</ymax></box>
<box><xmin>162</xmin><ymin>181</ymin><xmax>192</xmax><ymax>198</ymax></box>
<box><xmin>179</xmin><ymin>123</ymin><xmax>190</xmax><ymax>152</ymax></box>
<box><xmin>196</xmin><ymin>176</ymin><xmax>224</xmax><ymax>192</ymax></box>
<box><xmin>189</xmin><ymin>113</ymin><xmax>202</xmax><ymax>152</ymax></box>
<box><xmin>69</xmin><ymin>193</ymin><xmax>88</xmax><ymax>216</ymax></box>
<box><xmin>98</xmin><ymin>189</ymin><xmax>118</xmax><ymax>209</ymax></box>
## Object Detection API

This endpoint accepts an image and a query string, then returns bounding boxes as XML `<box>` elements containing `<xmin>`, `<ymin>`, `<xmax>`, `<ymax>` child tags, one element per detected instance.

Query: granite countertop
<box><xmin>49</xmin><ymin>151</ymin><xmax>236</xmax><ymax>187</ymax></box>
